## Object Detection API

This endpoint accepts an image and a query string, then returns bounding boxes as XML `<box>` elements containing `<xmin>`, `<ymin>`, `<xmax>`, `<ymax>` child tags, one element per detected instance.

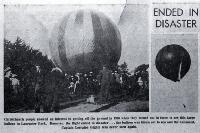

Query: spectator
<box><xmin>98</xmin><ymin>65</ymin><xmax>113</xmax><ymax>104</ymax></box>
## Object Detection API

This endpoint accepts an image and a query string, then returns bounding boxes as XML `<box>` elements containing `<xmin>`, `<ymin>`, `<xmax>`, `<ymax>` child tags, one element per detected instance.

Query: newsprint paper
<box><xmin>0</xmin><ymin>0</ymin><xmax>200</xmax><ymax>133</ymax></box>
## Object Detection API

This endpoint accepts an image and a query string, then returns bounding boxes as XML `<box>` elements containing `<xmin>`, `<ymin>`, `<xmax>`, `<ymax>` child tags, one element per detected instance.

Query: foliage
<box><xmin>133</xmin><ymin>64</ymin><xmax>149</xmax><ymax>100</ymax></box>
<box><xmin>118</xmin><ymin>62</ymin><xmax>130</xmax><ymax>75</ymax></box>
<box><xmin>4</xmin><ymin>37</ymin><xmax>54</xmax><ymax>79</ymax></box>
<box><xmin>4</xmin><ymin>37</ymin><xmax>54</xmax><ymax>112</ymax></box>
<box><xmin>134</xmin><ymin>64</ymin><xmax>149</xmax><ymax>84</ymax></box>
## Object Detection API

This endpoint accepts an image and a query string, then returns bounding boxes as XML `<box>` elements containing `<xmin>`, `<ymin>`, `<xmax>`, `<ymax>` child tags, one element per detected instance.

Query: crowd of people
<box><xmin>4</xmin><ymin>38</ymin><xmax>149</xmax><ymax>113</ymax></box>
<box><xmin>4</xmin><ymin>64</ymin><xmax>149</xmax><ymax>113</ymax></box>
<box><xmin>33</xmin><ymin>64</ymin><xmax>148</xmax><ymax>113</ymax></box>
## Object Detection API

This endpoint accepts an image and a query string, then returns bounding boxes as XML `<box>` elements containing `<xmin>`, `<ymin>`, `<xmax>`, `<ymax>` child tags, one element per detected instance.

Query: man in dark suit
<box><xmin>98</xmin><ymin>65</ymin><xmax>113</xmax><ymax>104</ymax></box>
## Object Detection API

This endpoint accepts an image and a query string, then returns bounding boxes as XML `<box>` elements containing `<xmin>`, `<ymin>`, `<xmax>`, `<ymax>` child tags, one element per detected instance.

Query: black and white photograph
<box><xmin>151</xmin><ymin>34</ymin><xmax>198</xmax><ymax>112</ymax></box>
<box><xmin>4</xmin><ymin>4</ymin><xmax>149</xmax><ymax>113</ymax></box>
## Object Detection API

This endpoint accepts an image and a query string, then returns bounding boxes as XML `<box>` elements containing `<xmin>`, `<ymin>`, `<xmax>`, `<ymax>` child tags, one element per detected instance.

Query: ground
<box><xmin>60</xmin><ymin>100</ymin><xmax>149</xmax><ymax>112</ymax></box>
<box><xmin>18</xmin><ymin>100</ymin><xmax>149</xmax><ymax>113</ymax></box>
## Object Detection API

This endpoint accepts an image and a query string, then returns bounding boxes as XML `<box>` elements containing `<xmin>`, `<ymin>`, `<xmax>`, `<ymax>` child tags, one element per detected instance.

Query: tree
<box><xmin>134</xmin><ymin>64</ymin><xmax>149</xmax><ymax>84</ymax></box>
<box><xmin>118</xmin><ymin>62</ymin><xmax>131</xmax><ymax>75</ymax></box>
<box><xmin>133</xmin><ymin>64</ymin><xmax>149</xmax><ymax>100</ymax></box>
<box><xmin>4</xmin><ymin>37</ymin><xmax>54</xmax><ymax>111</ymax></box>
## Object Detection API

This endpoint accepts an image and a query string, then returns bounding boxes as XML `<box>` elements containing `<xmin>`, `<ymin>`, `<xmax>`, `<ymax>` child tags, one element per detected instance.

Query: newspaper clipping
<box><xmin>1</xmin><ymin>0</ymin><xmax>199</xmax><ymax>133</ymax></box>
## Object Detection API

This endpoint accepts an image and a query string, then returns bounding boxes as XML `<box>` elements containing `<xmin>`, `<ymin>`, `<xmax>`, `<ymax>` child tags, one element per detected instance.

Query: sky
<box><xmin>4</xmin><ymin>4</ymin><xmax>149</xmax><ymax>72</ymax></box>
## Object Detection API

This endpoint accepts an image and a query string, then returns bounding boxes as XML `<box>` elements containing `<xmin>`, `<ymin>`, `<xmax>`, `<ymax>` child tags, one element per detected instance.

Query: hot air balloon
<box><xmin>49</xmin><ymin>9</ymin><xmax>122</xmax><ymax>73</ymax></box>
<box><xmin>155</xmin><ymin>44</ymin><xmax>191</xmax><ymax>82</ymax></box>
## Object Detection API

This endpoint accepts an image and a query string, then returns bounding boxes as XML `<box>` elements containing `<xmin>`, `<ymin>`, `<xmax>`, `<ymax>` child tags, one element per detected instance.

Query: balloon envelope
<box><xmin>50</xmin><ymin>9</ymin><xmax>122</xmax><ymax>73</ymax></box>
<box><xmin>155</xmin><ymin>44</ymin><xmax>191</xmax><ymax>82</ymax></box>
